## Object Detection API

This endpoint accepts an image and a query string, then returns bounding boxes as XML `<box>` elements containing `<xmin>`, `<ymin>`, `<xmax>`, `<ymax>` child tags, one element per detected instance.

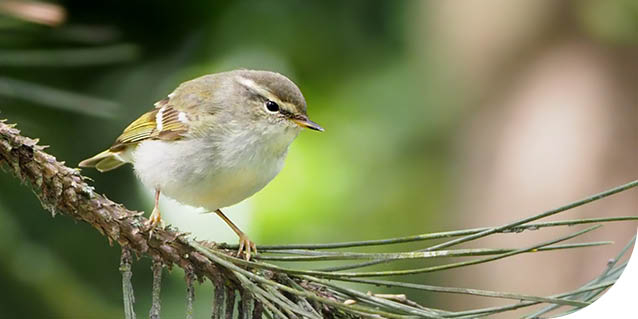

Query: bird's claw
<box><xmin>146</xmin><ymin>208</ymin><xmax>164</xmax><ymax>239</ymax></box>
<box><xmin>237</xmin><ymin>235</ymin><xmax>257</xmax><ymax>261</ymax></box>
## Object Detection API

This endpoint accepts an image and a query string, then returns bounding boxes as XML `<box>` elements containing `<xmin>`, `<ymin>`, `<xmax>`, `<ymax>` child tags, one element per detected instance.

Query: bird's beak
<box><xmin>292</xmin><ymin>115</ymin><xmax>324</xmax><ymax>132</ymax></box>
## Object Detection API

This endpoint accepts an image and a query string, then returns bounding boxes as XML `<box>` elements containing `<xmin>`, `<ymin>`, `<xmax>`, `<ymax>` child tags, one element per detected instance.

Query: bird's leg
<box><xmin>147</xmin><ymin>189</ymin><xmax>164</xmax><ymax>231</ymax></box>
<box><xmin>214</xmin><ymin>209</ymin><xmax>257</xmax><ymax>261</ymax></box>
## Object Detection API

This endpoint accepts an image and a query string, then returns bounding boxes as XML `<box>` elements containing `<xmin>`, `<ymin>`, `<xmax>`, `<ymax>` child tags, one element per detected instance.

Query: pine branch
<box><xmin>0</xmin><ymin>118</ymin><xmax>228</xmax><ymax>284</ymax></box>
<box><xmin>1</xmin><ymin>118</ymin><xmax>636</xmax><ymax>319</ymax></box>
<box><xmin>0</xmin><ymin>118</ymin><xmax>417</xmax><ymax>318</ymax></box>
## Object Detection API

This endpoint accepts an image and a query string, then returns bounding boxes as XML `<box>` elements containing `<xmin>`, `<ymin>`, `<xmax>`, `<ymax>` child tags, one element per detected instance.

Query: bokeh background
<box><xmin>1</xmin><ymin>0</ymin><xmax>636</xmax><ymax>318</ymax></box>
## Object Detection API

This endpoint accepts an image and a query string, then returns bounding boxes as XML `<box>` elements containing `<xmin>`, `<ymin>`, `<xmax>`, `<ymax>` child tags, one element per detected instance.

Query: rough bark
<box><xmin>0</xmin><ymin>119</ymin><xmax>231</xmax><ymax>283</ymax></box>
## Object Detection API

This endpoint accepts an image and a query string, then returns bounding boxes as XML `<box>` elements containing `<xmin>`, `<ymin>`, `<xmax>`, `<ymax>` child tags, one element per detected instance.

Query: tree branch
<box><xmin>2</xmin><ymin>118</ymin><xmax>635</xmax><ymax>319</ymax></box>
<box><xmin>0</xmin><ymin>118</ymin><xmax>227</xmax><ymax>280</ymax></box>
<box><xmin>0</xmin><ymin>118</ymin><xmax>372</xmax><ymax>318</ymax></box>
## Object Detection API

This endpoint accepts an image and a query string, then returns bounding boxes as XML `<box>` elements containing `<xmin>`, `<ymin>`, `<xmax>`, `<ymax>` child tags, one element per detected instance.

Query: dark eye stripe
<box><xmin>279</xmin><ymin>109</ymin><xmax>293</xmax><ymax>117</ymax></box>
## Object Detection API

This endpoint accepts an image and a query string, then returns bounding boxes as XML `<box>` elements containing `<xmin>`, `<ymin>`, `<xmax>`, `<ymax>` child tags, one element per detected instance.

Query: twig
<box><xmin>225</xmin><ymin>287</ymin><xmax>236</xmax><ymax>319</ymax></box>
<box><xmin>185</xmin><ymin>268</ymin><xmax>196</xmax><ymax>319</ymax></box>
<box><xmin>150</xmin><ymin>260</ymin><xmax>162</xmax><ymax>319</ymax></box>
<box><xmin>212</xmin><ymin>278</ymin><xmax>225</xmax><ymax>319</ymax></box>
<box><xmin>120</xmin><ymin>248</ymin><xmax>136</xmax><ymax>319</ymax></box>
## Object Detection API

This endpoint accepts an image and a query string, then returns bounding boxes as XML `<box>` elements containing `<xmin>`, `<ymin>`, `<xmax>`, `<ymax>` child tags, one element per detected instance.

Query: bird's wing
<box><xmin>109</xmin><ymin>97</ymin><xmax>189</xmax><ymax>151</ymax></box>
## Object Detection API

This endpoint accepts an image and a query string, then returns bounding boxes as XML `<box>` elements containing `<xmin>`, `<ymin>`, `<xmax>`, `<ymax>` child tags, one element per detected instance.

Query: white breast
<box><xmin>131</xmin><ymin>125</ymin><xmax>299</xmax><ymax>211</ymax></box>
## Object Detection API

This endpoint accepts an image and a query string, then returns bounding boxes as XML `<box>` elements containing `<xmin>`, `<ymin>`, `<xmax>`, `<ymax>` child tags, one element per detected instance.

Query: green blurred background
<box><xmin>1</xmin><ymin>0</ymin><xmax>636</xmax><ymax>318</ymax></box>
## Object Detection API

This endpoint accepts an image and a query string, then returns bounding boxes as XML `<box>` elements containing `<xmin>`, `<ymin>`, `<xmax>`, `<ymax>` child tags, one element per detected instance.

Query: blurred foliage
<box><xmin>579</xmin><ymin>0</ymin><xmax>638</xmax><ymax>44</ymax></box>
<box><xmin>0</xmin><ymin>0</ymin><xmax>636</xmax><ymax>318</ymax></box>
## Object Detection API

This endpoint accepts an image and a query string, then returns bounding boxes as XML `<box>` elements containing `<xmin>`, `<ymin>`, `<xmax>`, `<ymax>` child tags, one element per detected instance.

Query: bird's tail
<box><xmin>79</xmin><ymin>149</ymin><xmax>128</xmax><ymax>172</ymax></box>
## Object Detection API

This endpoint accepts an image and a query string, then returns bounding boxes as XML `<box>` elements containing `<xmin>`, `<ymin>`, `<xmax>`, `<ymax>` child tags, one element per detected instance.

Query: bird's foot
<box><xmin>146</xmin><ymin>208</ymin><xmax>164</xmax><ymax>239</ymax></box>
<box><xmin>237</xmin><ymin>234</ymin><xmax>257</xmax><ymax>261</ymax></box>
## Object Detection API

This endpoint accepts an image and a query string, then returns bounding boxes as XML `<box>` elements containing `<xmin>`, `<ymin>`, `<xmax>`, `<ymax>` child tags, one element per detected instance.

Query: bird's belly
<box><xmin>132</xmin><ymin>139</ymin><xmax>284</xmax><ymax>211</ymax></box>
<box><xmin>182</xmin><ymin>166</ymin><xmax>274</xmax><ymax>210</ymax></box>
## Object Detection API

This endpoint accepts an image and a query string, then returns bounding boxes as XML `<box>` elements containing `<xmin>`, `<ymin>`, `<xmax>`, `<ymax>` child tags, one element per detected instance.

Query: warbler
<box><xmin>79</xmin><ymin>70</ymin><xmax>323</xmax><ymax>260</ymax></box>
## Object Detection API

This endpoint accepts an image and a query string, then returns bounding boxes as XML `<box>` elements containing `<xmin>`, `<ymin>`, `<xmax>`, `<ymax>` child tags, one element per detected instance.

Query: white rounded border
<box><xmin>563</xmin><ymin>228</ymin><xmax>637</xmax><ymax>318</ymax></box>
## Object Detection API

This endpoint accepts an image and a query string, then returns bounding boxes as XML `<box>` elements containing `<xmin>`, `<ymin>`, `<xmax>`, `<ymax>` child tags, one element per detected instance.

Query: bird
<box><xmin>79</xmin><ymin>69</ymin><xmax>323</xmax><ymax>260</ymax></box>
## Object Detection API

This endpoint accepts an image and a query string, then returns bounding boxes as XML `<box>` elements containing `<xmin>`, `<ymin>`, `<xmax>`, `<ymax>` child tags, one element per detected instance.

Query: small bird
<box><xmin>79</xmin><ymin>70</ymin><xmax>323</xmax><ymax>260</ymax></box>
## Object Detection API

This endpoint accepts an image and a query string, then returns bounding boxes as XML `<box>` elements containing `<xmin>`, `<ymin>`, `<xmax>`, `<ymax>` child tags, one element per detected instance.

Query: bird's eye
<box><xmin>265</xmin><ymin>100</ymin><xmax>280</xmax><ymax>113</ymax></box>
